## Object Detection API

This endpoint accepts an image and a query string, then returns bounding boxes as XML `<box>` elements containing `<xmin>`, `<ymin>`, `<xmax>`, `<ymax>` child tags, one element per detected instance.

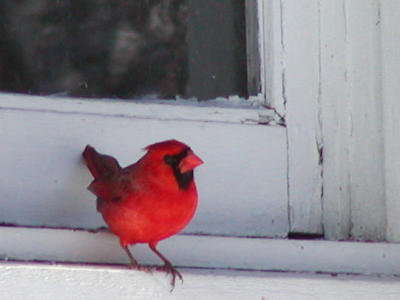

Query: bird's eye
<box><xmin>164</xmin><ymin>147</ymin><xmax>191</xmax><ymax>167</ymax></box>
<box><xmin>164</xmin><ymin>155</ymin><xmax>178</xmax><ymax>166</ymax></box>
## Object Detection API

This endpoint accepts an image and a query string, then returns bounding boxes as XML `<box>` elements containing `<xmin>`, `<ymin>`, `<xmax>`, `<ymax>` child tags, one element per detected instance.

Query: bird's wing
<box><xmin>82</xmin><ymin>145</ymin><xmax>121</xmax><ymax>179</ymax></box>
<box><xmin>88</xmin><ymin>166</ymin><xmax>138</xmax><ymax>204</ymax></box>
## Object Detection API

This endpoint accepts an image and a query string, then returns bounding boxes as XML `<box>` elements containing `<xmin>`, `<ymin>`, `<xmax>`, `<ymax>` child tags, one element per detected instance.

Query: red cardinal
<box><xmin>82</xmin><ymin>139</ymin><xmax>203</xmax><ymax>288</ymax></box>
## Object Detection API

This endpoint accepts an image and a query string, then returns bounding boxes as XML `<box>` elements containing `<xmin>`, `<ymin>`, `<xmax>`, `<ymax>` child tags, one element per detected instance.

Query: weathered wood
<box><xmin>319</xmin><ymin>0</ymin><xmax>351</xmax><ymax>240</ymax></box>
<box><xmin>280</xmin><ymin>0</ymin><xmax>323</xmax><ymax>234</ymax></box>
<box><xmin>381</xmin><ymin>1</ymin><xmax>400</xmax><ymax>242</ymax></box>
<box><xmin>345</xmin><ymin>0</ymin><xmax>386</xmax><ymax>240</ymax></box>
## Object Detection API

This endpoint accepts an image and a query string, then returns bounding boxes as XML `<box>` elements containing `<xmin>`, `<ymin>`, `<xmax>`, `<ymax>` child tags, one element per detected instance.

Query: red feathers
<box><xmin>82</xmin><ymin>140</ymin><xmax>203</xmax><ymax>289</ymax></box>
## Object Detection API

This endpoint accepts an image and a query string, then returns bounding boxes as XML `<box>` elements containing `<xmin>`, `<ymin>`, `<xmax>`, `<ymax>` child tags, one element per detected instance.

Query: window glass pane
<box><xmin>0</xmin><ymin>0</ymin><xmax>248</xmax><ymax>100</ymax></box>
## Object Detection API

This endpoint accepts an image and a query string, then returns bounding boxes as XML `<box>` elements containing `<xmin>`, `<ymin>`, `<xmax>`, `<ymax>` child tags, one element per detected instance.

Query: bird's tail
<box><xmin>82</xmin><ymin>145</ymin><xmax>121</xmax><ymax>179</ymax></box>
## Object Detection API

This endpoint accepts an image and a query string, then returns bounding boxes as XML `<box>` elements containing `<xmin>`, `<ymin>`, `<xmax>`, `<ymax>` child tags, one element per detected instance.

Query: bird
<box><xmin>82</xmin><ymin>139</ymin><xmax>203</xmax><ymax>289</ymax></box>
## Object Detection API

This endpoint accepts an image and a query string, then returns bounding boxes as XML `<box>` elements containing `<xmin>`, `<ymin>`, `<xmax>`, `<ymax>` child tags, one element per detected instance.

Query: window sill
<box><xmin>1</xmin><ymin>226</ymin><xmax>399</xmax><ymax>276</ymax></box>
<box><xmin>0</xmin><ymin>261</ymin><xmax>399</xmax><ymax>299</ymax></box>
<box><xmin>0</xmin><ymin>92</ymin><xmax>288</xmax><ymax>238</ymax></box>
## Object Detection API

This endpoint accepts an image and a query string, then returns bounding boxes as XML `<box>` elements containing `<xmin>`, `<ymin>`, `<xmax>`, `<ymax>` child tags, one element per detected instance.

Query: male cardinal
<box><xmin>82</xmin><ymin>140</ymin><xmax>203</xmax><ymax>288</ymax></box>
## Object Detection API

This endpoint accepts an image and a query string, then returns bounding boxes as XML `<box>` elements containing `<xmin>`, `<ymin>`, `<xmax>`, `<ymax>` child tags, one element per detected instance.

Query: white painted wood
<box><xmin>345</xmin><ymin>1</ymin><xmax>386</xmax><ymax>240</ymax></box>
<box><xmin>381</xmin><ymin>1</ymin><xmax>400</xmax><ymax>242</ymax></box>
<box><xmin>259</xmin><ymin>0</ymin><xmax>285</xmax><ymax>115</ymax></box>
<box><xmin>4</xmin><ymin>6</ymin><xmax>400</xmax><ymax>298</ymax></box>
<box><xmin>1</xmin><ymin>0</ymin><xmax>398</xmax><ymax>248</ymax></box>
<box><xmin>0</xmin><ymin>93</ymin><xmax>288</xmax><ymax>237</ymax></box>
<box><xmin>315</xmin><ymin>1</ymin><xmax>392</xmax><ymax>241</ymax></box>
<box><xmin>0</xmin><ymin>92</ymin><xmax>272</xmax><ymax>125</ymax></box>
<box><xmin>319</xmin><ymin>0</ymin><xmax>351</xmax><ymax>240</ymax></box>
<box><xmin>1</xmin><ymin>263</ymin><xmax>400</xmax><ymax>300</ymax></box>
<box><xmin>280</xmin><ymin>1</ymin><xmax>322</xmax><ymax>234</ymax></box>
<box><xmin>1</xmin><ymin>227</ymin><xmax>400</xmax><ymax>276</ymax></box>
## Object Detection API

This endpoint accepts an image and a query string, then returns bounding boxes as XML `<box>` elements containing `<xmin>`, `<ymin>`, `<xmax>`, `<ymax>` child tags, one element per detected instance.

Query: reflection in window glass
<box><xmin>0</xmin><ymin>1</ymin><xmax>248</xmax><ymax>100</ymax></box>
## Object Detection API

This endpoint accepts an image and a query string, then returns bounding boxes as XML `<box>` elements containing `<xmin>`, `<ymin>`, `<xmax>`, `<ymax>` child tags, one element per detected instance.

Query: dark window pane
<box><xmin>0</xmin><ymin>1</ymin><xmax>248</xmax><ymax>100</ymax></box>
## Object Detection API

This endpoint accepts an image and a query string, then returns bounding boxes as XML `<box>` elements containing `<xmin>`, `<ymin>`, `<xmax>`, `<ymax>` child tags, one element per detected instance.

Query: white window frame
<box><xmin>256</xmin><ymin>0</ymin><xmax>400</xmax><ymax>242</ymax></box>
<box><xmin>0</xmin><ymin>1</ymin><xmax>290</xmax><ymax>239</ymax></box>
<box><xmin>1</xmin><ymin>0</ymin><xmax>400</xmax><ymax>297</ymax></box>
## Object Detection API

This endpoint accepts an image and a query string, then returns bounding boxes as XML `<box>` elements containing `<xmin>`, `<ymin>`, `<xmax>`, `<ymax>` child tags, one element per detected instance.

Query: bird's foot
<box><xmin>155</xmin><ymin>262</ymin><xmax>183</xmax><ymax>291</ymax></box>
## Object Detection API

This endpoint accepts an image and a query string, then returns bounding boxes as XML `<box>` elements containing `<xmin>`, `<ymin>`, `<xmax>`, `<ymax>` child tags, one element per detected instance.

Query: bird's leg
<box><xmin>122</xmin><ymin>245</ymin><xmax>139</xmax><ymax>268</ymax></box>
<box><xmin>149</xmin><ymin>242</ymin><xmax>183</xmax><ymax>290</ymax></box>
<box><xmin>122</xmin><ymin>245</ymin><xmax>151</xmax><ymax>272</ymax></box>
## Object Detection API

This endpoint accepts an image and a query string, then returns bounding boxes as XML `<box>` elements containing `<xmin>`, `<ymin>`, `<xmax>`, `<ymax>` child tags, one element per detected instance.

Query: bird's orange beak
<box><xmin>179</xmin><ymin>150</ymin><xmax>203</xmax><ymax>173</ymax></box>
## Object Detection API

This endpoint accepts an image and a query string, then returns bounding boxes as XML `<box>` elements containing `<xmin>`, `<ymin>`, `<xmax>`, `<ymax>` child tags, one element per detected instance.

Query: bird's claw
<box><xmin>155</xmin><ymin>263</ymin><xmax>183</xmax><ymax>291</ymax></box>
<box><xmin>127</xmin><ymin>262</ymin><xmax>182</xmax><ymax>291</ymax></box>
